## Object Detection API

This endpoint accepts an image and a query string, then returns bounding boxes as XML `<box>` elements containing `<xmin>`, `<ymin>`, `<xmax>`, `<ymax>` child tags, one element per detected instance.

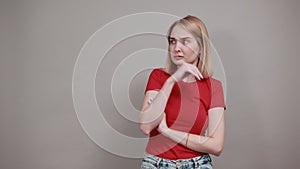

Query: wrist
<box><xmin>168</xmin><ymin>76</ymin><xmax>177</xmax><ymax>83</ymax></box>
<box><xmin>185</xmin><ymin>133</ymin><xmax>190</xmax><ymax>147</ymax></box>
<box><xmin>158</xmin><ymin>125</ymin><xmax>170</xmax><ymax>135</ymax></box>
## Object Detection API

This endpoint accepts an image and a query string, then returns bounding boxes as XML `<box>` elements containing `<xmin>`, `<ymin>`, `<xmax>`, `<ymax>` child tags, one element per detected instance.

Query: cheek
<box><xmin>186</xmin><ymin>45</ymin><xmax>199</xmax><ymax>55</ymax></box>
<box><xmin>192</xmin><ymin>44</ymin><xmax>200</xmax><ymax>53</ymax></box>
<box><xmin>169</xmin><ymin>46</ymin><xmax>176</xmax><ymax>54</ymax></box>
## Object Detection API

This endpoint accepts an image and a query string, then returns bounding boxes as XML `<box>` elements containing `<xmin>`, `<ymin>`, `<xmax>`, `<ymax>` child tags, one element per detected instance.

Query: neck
<box><xmin>182</xmin><ymin>75</ymin><xmax>196</xmax><ymax>82</ymax></box>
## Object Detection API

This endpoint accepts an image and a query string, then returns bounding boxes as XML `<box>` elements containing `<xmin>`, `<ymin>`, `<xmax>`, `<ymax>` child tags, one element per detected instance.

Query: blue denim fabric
<box><xmin>141</xmin><ymin>153</ymin><xmax>213</xmax><ymax>169</ymax></box>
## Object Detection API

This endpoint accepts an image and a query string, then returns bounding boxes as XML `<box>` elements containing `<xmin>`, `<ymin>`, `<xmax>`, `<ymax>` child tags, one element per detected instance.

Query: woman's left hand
<box><xmin>157</xmin><ymin>113</ymin><xmax>169</xmax><ymax>133</ymax></box>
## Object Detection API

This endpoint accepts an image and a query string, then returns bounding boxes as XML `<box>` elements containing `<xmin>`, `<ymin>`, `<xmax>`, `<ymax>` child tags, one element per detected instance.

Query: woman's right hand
<box><xmin>171</xmin><ymin>63</ymin><xmax>203</xmax><ymax>82</ymax></box>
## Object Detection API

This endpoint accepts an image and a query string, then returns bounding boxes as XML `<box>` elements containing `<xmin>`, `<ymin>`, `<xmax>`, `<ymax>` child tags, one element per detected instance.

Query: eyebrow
<box><xmin>168</xmin><ymin>36</ymin><xmax>192</xmax><ymax>40</ymax></box>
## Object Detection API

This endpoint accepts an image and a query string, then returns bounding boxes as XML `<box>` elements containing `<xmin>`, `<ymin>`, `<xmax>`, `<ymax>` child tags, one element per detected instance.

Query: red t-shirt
<box><xmin>144</xmin><ymin>68</ymin><xmax>226</xmax><ymax>160</ymax></box>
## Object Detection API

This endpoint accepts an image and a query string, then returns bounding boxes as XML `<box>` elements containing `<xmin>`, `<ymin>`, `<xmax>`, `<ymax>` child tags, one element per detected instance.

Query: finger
<box><xmin>197</xmin><ymin>70</ymin><xmax>203</xmax><ymax>79</ymax></box>
<box><xmin>164</xmin><ymin>113</ymin><xmax>167</xmax><ymax>118</ymax></box>
<box><xmin>184</xmin><ymin>64</ymin><xmax>201</xmax><ymax>80</ymax></box>
<box><xmin>191</xmin><ymin>72</ymin><xmax>200</xmax><ymax>80</ymax></box>
<box><xmin>148</xmin><ymin>97</ymin><xmax>153</xmax><ymax>104</ymax></box>
<box><xmin>196</xmin><ymin>74</ymin><xmax>201</xmax><ymax>80</ymax></box>
<box><xmin>192</xmin><ymin>66</ymin><xmax>203</xmax><ymax>79</ymax></box>
<box><xmin>189</xmin><ymin>66</ymin><xmax>201</xmax><ymax>80</ymax></box>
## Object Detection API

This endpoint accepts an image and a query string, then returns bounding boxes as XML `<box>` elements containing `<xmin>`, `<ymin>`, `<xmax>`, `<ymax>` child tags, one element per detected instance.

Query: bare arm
<box><xmin>158</xmin><ymin>107</ymin><xmax>225</xmax><ymax>156</ymax></box>
<box><xmin>139</xmin><ymin>77</ymin><xmax>176</xmax><ymax>135</ymax></box>
<box><xmin>140</xmin><ymin>64</ymin><xmax>203</xmax><ymax>135</ymax></box>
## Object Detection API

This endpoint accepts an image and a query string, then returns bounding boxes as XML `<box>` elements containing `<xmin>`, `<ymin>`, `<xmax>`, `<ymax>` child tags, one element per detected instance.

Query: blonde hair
<box><xmin>165</xmin><ymin>15</ymin><xmax>212</xmax><ymax>78</ymax></box>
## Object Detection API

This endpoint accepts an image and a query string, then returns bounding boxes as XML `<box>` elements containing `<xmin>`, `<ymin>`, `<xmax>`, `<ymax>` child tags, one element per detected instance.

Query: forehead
<box><xmin>170</xmin><ymin>24</ymin><xmax>193</xmax><ymax>39</ymax></box>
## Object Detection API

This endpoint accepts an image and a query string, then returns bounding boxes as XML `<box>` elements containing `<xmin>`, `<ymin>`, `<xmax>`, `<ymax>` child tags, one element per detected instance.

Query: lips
<box><xmin>175</xmin><ymin>55</ymin><xmax>184</xmax><ymax>59</ymax></box>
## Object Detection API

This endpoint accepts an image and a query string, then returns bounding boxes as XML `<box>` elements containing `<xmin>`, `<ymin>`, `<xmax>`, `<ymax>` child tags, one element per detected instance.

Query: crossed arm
<box><xmin>157</xmin><ymin>107</ymin><xmax>225</xmax><ymax>156</ymax></box>
<box><xmin>139</xmin><ymin>77</ymin><xmax>176</xmax><ymax>135</ymax></box>
<box><xmin>139</xmin><ymin>78</ymin><xmax>225</xmax><ymax>156</ymax></box>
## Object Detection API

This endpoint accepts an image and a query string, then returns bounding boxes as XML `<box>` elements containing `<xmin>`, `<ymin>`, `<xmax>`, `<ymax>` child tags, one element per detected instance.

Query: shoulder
<box><xmin>151</xmin><ymin>68</ymin><xmax>167</xmax><ymax>73</ymax></box>
<box><xmin>204</xmin><ymin>77</ymin><xmax>224</xmax><ymax>89</ymax></box>
<box><xmin>148</xmin><ymin>68</ymin><xmax>170</xmax><ymax>83</ymax></box>
<box><xmin>150</xmin><ymin>68</ymin><xmax>170</xmax><ymax>76</ymax></box>
<box><xmin>207</xmin><ymin>77</ymin><xmax>222</xmax><ymax>84</ymax></box>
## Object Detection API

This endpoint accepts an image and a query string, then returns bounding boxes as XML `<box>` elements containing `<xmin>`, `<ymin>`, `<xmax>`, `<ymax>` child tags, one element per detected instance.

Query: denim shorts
<box><xmin>141</xmin><ymin>153</ymin><xmax>213</xmax><ymax>169</ymax></box>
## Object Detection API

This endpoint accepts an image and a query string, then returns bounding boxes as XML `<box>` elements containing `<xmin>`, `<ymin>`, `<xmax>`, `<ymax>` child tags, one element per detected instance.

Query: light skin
<box><xmin>140</xmin><ymin>24</ymin><xmax>225</xmax><ymax>156</ymax></box>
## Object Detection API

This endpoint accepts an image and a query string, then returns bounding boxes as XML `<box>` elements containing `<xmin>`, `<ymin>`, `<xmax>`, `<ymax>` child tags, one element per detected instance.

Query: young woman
<box><xmin>140</xmin><ymin>15</ymin><xmax>226</xmax><ymax>169</ymax></box>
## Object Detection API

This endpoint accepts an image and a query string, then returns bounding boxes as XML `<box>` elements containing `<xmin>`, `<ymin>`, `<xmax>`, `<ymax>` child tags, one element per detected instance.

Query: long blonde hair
<box><xmin>165</xmin><ymin>15</ymin><xmax>212</xmax><ymax>78</ymax></box>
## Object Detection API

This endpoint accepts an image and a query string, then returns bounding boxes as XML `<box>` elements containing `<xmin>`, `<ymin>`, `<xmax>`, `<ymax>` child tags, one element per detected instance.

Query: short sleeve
<box><xmin>144</xmin><ymin>69</ymin><xmax>163</xmax><ymax>94</ymax></box>
<box><xmin>209</xmin><ymin>80</ymin><xmax>226</xmax><ymax>110</ymax></box>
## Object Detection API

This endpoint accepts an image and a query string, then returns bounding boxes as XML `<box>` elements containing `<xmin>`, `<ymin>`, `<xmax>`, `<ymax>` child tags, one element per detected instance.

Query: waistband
<box><xmin>142</xmin><ymin>153</ymin><xmax>212</xmax><ymax>168</ymax></box>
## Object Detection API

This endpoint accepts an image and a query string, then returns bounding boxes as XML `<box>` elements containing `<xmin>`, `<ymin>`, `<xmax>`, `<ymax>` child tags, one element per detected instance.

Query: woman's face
<box><xmin>169</xmin><ymin>24</ymin><xmax>200</xmax><ymax>66</ymax></box>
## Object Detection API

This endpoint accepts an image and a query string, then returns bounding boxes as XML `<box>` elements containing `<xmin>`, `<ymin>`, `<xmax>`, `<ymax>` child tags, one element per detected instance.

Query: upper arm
<box><xmin>142</xmin><ymin>68</ymin><xmax>162</xmax><ymax>112</ymax></box>
<box><xmin>209</xmin><ymin>79</ymin><xmax>226</xmax><ymax>110</ymax></box>
<box><xmin>141</xmin><ymin>90</ymin><xmax>159</xmax><ymax>112</ymax></box>
<box><xmin>207</xmin><ymin>79</ymin><xmax>226</xmax><ymax>140</ymax></box>
<box><xmin>208</xmin><ymin>107</ymin><xmax>225</xmax><ymax>140</ymax></box>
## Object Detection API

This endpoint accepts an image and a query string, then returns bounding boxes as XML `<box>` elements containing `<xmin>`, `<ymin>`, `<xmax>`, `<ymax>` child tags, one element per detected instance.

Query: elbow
<box><xmin>211</xmin><ymin>145</ymin><xmax>224</xmax><ymax>156</ymax></box>
<box><xmin>140</xmin><ymin>112</ymin><xmax>151</xmax><ymax>135</ymax></box>
<box><xmin>140</xmin><ymin>124</ymin><xmax>151</xmax><ymax>135</ymax></box>
<box><xmin>212</xmin><ymin>149</ymin><xmax>223</xmax><ymax>157</ymax></box>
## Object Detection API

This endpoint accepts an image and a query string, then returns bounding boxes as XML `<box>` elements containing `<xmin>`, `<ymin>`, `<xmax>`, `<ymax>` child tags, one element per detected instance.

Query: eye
<box><xmin>183</xmin><ymin>40</ymin><xmax>190</xmax><ymax>45</ymax></box>
<box><xmin>169</xmin><ymin>39</ymin><xmax>176</xmax><ymax>45</ymax></box>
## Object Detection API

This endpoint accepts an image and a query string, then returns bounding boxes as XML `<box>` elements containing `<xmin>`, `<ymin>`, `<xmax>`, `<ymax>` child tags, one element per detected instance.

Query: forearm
<box><xmin>140</xmin><ymin>77</ymin><xmax>176</xmax><ymax>134</ymax></box>
<box><xmin>161</xmin><ymin>128</ymin><xmax>224</xmax><ymax>156</ymax></box>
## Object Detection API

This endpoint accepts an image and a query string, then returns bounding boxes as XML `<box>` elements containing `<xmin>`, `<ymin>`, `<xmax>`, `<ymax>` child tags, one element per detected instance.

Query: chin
<box><xmin>172</xmin><ymin>61</ymin><xmax>184</xmax><ymax>66</ymax></box>
<box><xmin>171</xmin><ymin>58</ymin><xmax>185</xmax><ymax>65</ymax></box>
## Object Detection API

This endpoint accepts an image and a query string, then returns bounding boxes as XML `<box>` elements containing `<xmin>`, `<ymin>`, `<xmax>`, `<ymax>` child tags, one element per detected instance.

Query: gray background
<box><xmin>1</xmin><ymin>0</ymin><xmax>299</xmax><ymax>168</ymax></box>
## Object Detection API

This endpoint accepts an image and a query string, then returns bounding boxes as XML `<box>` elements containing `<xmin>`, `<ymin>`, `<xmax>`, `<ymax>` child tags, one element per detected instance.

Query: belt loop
<box><xmin>156</xmin><ymin>158</ymin><xmax>161</xmax><ymax>167</ymax></box>
<box><xmin>192</xmin><ymin>158</ymin><xmax>198</xmax><ymax>168</ymax></box>
<box><xmin>207</xmin><ymin>154</ymin><xmax>212</xmax><ymax>162</ymax></box>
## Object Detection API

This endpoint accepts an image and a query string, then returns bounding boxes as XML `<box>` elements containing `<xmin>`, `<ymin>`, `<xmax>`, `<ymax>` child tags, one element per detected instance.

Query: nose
<box><xmin>175</xmin><ymin>41</ymin><xmax>183</xmax><ymax>53</ymax></box>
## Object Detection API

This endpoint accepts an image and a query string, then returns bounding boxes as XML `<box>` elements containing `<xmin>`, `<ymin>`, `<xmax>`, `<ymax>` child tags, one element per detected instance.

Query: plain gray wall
<box><xmin>1</xmin><ymin>0</ymin><xmax>299</xmax><ymax>168</ymax></box>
